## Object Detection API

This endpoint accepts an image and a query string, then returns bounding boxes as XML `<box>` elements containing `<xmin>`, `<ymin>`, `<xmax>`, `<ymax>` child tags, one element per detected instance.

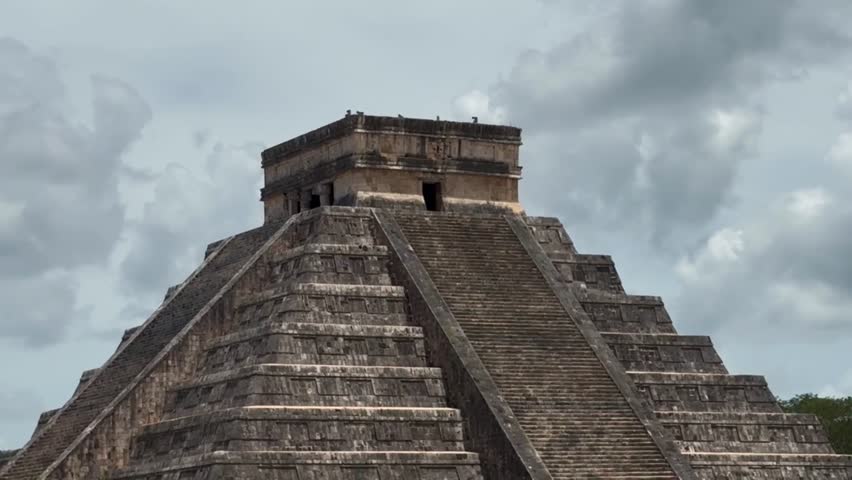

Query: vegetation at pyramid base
<box><xmin>781</xmin><ymin>394</ymin><xmax>852</xmax><ymax>454</ymax></box>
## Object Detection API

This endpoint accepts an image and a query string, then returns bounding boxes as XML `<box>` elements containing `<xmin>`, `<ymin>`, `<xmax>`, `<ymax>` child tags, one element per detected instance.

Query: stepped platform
<box><xmin>199</xmin><ymin>323</ymin><xmax>428</xmax><ymax>373</ymax></box>
<box><xmin>601</xmin><ymin>333</ymin><xmax>726</xmax><ymax>374</ymax></box>
<box><xmin>112</xmin><ymin>451</ymin><xmax>484</xmax><ymax>480</ymax></box>
<box><xmin>132</xmin><ymin>406</ymin><xmax>466</xmax><ymax>459</ymax></box>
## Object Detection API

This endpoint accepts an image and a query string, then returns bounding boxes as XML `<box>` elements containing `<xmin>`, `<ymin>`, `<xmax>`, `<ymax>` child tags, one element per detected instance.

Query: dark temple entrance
<box><xmin>422</xmin><ymin>182</ymin><xmax>443</xmax><ymax>211</ymax></box>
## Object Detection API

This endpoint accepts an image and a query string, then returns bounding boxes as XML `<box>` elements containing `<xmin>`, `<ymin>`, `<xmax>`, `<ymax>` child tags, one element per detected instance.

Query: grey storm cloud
<box><xmin>836</xmin><ymin>83</ymin><xmax>852</xmax><ymax>122</ymax></box>
<box><xmin>674</xmin><ymin>186</ymin><xmax>852</xmax><ymax>337</ymax></box>
<box><xmin>0</xmin><ymin>389</ymin><xmax>44</xmax><ymax>448</ymax></box>
<box><xmin>0</xmin><ymin>37</ymin><xmax>151</xmax><ymax>345</ymax></box>
<box><xmin>498</xmin><ymin>0</ymin><xmax>852</xmax><ymax>129</ymax></box>
<box><xmin>470</xmin><ymin>0</ymin><xmax>852</xmax><ymax>246</ymax></box>
<box><xmin>451</xmin><ymin>0</ymin><xmax>852</xmax><ymax>395</ymax></box>
<box><xmin>117</xmin><ymin>140</ymin><xmax>264</xmax><ymax>303</ymax></box>
<box><xmin>664</xmin><ymin>180</ymin><xmax>852</xmax><ymax>401</ymax></box>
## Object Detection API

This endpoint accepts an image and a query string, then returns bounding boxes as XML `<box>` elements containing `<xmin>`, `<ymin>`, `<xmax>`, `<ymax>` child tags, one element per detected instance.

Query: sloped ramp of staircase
<box><xmin>392</xmin><ymin>212</ymin><xmax>682</xmax><ymax>479</ymax></box>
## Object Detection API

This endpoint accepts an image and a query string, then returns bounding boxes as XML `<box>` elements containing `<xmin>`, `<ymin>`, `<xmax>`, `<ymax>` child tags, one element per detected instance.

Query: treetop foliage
<box><xmin>780</xmin><ymin>394</ymin><xmax>852</xmax><ymax>454</ymax></box>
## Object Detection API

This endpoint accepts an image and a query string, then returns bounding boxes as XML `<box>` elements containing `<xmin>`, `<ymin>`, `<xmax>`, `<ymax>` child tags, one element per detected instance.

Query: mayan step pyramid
<box><xmin>2</xmin><ymin>113</ymin><xmax>850</xmax><ymax>479</ymax></box>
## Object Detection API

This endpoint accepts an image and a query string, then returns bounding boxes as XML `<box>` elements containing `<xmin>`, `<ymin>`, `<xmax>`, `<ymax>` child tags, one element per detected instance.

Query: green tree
<box><xmin>780</xmin><ymin>394</ymin><xmax>852</xmax><ymax>454</ymax></box>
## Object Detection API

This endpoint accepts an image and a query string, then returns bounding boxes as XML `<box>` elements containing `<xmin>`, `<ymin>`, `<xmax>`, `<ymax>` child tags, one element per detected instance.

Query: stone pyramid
<box><xmin>2</xmin><ymin>114</ymin><xmax>850</xmax><ymax>479</ymax></box>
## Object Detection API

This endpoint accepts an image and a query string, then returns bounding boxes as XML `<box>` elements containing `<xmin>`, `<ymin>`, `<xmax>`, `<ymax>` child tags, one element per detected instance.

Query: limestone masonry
<box><xmin>2</xmin><ymin>113</ymin><xmax>851</xmax><ymax>479</ymax></box>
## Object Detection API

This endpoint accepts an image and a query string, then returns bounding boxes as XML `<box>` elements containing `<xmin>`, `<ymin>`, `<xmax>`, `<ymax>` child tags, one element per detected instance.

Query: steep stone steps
<box><xmin>395</xmin><ymin>212</ymin><xmax>677</xmax><ymax>479</ymax></box>
<box><xmin>199</xmin><ymin>323</ymin><xmax>428</xmax><ymax>374</ymax></box>
<box><xmin>112</xmin><ymin>451</ymin><xmax>484</xmax><ymax>480</ymax></box>
<box><xmin>131</xmin><ymin>406</ymin><xmax>466</xmax><ymax>461</ymax></box>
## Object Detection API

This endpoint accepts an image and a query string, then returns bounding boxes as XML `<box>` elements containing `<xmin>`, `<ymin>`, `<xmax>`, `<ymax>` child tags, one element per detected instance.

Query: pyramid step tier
<box><xmin>166</xmin><ymin>364</ymin><xmax>448</xmax><ymax>418</ymax></box>
<box><xmin>112</xmin><ymin>451</ymin><xmax>483</xmax><ymax>480</ymax></box>
<box><xmin>601</xmin><ymin>332</ymin><xmax>727</xmax><ymax>374</ymax></box>
<box><xmin>265</xmin><ymin>243</ymin><xmax>393</xmax><ymax>287</ymax></box>
<box><xmin>629</xmin><ymin>372</ymin><xmax>781</xmax><ymax>413</ymax></box>
<box><xmin>200</xmin><ymin>322</ymin><xmax>428</xmax><ymax>374</ymax></box>
<box><xmin>132</xmin><ymin>406</ymin><xmax>466</xmax><ymax>462</ymax></box>
<box><xmin>575</xmin><ymin>291</ymin><xmax>678</xmax><ymax>334</ymax></box>
<box><xmin>655</xmin><ymin>411</ymin><xmax>834</xmax><ymax>454</ymax></box>
<box><xmin>233</xmin><ymin>283</ymin><xmax>410</xmax><ymax>330</ymax></box>
<box><xmin>685</xmin><ymin>453</ymin><xmax>852</xmax><ymax>479</ymax></box>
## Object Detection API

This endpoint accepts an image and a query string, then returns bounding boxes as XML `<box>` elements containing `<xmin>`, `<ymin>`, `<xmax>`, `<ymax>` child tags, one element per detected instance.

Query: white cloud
<box><xmin>118</xmin><ymin>139</ymin><xmax>263</xmax><ymax>301</ymax></box>
<box><xmin>0</xmin><ymin>200</ymin><xmax>24</xmax><ymax>231</ymax></box>
<box><xmin>786</xmin><ymin>187</ymin><xmax>831</xmax><ymax>219</ymax></box>
<box><xmin>0</xmin><ymin>38</ymin><xmax>151</xmax><ymax>345</ymax></box>
<box><xmin>826</xmin><ymin>132</ymin><xmax>852</xmax><ymax>171</ymax></box>
<box><xmin>819</xmin><ymin>369</ymin><xmax>852</xmax><ymax>397</ymax></box>
<box><xmin>708</xmin><ymin>107</ymin><xmax>761</xmax><ymax>155</ymax></box>
<box><xmin>0</xmin><ymin>271</ymin><xmax>83</xmax><ymax>346</ymax></box>
<box><xmin>768</xmin><ymin>279</ymin><xmax>852</xmax><ymax>330</ymax></box>
<box><xmin>706</xmin><ymin>228</ymin><xmax>746</xmax><ymax>261</ymax></box>
<box><xmin>835</xmin><ymin>81</ymin><xmax>852</xmax><ymax>121</ymax></box>
<box><xmin>673</xmin><ymin>181</ymin><xmax>852</xmax><ymax>341</ymax></box>
<box><xmin>675</xmin><ymin>227</ymin><xmax>745</xmax><ymax>282</ymax></box>
<box><xmin>452</xmin><ymin>90</ymin><xmax>507</xmax><ymax>124</ymax></box>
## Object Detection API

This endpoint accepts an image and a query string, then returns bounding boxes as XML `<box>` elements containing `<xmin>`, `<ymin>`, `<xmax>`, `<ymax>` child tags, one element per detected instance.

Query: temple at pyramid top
<box><xmin>259</xmin><ymin>112</ymin><xmax>523</xmax><ymax>222</ymax></box>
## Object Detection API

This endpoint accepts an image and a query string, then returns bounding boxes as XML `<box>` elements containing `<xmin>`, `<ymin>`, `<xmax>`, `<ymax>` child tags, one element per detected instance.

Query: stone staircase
<box><xmin>112</xmin><ymin>210</ymin><xmax>484</xmax><ymax>480</ymax></box>
<box><xmin>394</xmin><ymin>212</ymin><xmax>678</xmax><ymax>479</ymax></box>
<box><xmin>528</xmin><ymin>216</ymin><xmax>852</xmax><ymax>479</ymax></box>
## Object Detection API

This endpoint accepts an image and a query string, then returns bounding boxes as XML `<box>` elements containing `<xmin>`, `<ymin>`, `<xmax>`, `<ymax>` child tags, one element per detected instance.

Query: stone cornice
<box><xmin>260</xmin><ymin>153</ymin><xmax>522</xmax><ymax>200</ymax></box>
<box><xmin>261</xmin><ymin>114</ymin><xmax>522</xmax><ymax>168</ymax></box>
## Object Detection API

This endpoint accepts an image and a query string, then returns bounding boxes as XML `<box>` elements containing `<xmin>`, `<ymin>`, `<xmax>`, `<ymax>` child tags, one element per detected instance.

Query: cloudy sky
<box><xmin>2</xmin><ymin>0</ymin><xmax>852</xmax><ymax>449</ymax></box>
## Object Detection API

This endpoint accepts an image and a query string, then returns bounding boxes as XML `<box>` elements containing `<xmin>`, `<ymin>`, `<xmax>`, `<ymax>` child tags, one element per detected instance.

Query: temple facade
<box><xmin>1</xmin><ymin>114</ymin><xmax>850</xmax><ymax>479</ymax></box>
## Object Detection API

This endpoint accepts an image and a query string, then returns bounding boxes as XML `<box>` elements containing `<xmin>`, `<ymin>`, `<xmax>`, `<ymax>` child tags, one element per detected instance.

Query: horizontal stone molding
<box><xmin>262</xmin><ymin>114</ymin><xmax>521</xmax><ymax>167</ymax></box>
